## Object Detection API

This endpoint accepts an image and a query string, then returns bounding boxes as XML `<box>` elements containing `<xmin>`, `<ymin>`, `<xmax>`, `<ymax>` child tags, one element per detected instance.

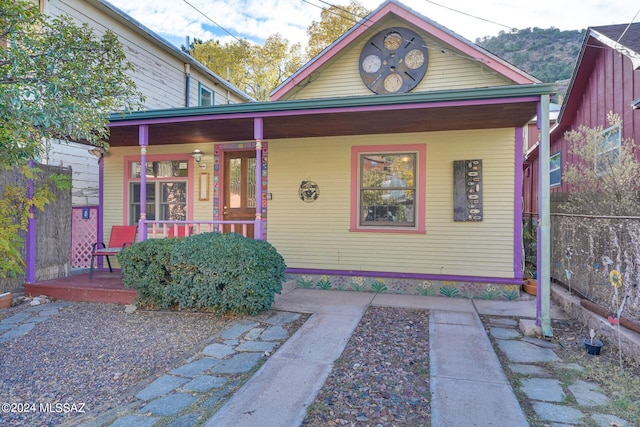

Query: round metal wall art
<box><xmin>359</xmin><ymin>27</ymin><xmax>429</xmax><ymax>94</ymax></box>
<box><xmin>299</xmin><ymin>180</ymin><xmax>319</xmax><ymax>203</ymax></box>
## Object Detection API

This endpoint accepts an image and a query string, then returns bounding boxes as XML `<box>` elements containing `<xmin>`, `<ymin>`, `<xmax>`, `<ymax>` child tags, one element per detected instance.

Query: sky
<box><xmin>107</xmin><ymin>0</ymin><xmax>640</xmax><ymax>50</ymax></box>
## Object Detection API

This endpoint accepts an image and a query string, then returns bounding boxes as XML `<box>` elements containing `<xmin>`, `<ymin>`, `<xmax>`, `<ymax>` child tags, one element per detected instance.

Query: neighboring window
<box><xmin>199</xmin><ymin>83</ymin><xmax>214</xmax><ymax>106</ymax></box>
<box><xmin>128</xmin><ymin>160</ymin><xmax>189</xmax><ymax>225</ymax></box>
<box><xmin>550</xmin><ymin>152</ymin><xmax>561</xmax><ymax>187</ymax></box>
<box><xmin>361</xmin><ymin>154</ymin><xmax>416</xmax><ymax>229</ymax></box>
<box><xmin>595</xmin><ymin>124</ymin><xmax>621</xmax><ymax>175</ymax></box>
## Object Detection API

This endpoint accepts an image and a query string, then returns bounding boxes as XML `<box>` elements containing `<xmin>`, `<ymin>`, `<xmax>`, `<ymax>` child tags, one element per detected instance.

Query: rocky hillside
<box><xmin>476</xmin><ymin>27</ymin><xmax>584</xmax><ymax>83</ymax></box>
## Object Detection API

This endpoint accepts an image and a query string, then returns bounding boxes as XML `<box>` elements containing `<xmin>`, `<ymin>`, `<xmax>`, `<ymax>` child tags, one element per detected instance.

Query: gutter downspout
<box><xmin>184</xmin><ymin>63</ymin><xmax>191</xmax><ymax>107</ymax></box>
<box><xmin>537</xmin><ymin>94</ymin><xmax>553</xmax><ymax>337</ymax></box>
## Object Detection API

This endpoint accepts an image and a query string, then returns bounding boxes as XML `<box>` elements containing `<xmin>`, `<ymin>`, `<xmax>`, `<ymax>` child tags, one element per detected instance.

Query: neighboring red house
<box><xmin>522</xmin><ymin>103</ymin><xmax>559</xmax><ymax>215</ymax></box>
<box><xmin>523</xmin><ymin>23</ymin><xmax>640</xmax><ymax>214</ymax></box>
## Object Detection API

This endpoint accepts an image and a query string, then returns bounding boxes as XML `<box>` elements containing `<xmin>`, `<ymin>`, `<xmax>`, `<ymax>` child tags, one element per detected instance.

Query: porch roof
<box><xmin>107</xmin><ymin>83</ymin><xmax>556</xmax><ymax>147</ymax></box>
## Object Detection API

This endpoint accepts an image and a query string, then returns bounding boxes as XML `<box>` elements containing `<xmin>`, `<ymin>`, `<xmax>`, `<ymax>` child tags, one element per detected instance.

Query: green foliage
<box><xmin>0</xmin><ymin>0</ymin><xmax>144</xmax><ymax>167</ymax></box>
<box><xmin>306</xmin><ymin>0</ymin><xmax>370</xmax><ymax>59</ymax></box>
<box><xmin>117</xmin><ymin>238</ymin><xmax>180</xmax><ymax>309</ymax></box>
<box><xmin>476</xmin><ymin>27</ymin><xmax>584</xmax><ymax>84</ymax></box>
<box><xmin>190</xmin><ymin>34</ymin><xmax>303</xmax><ymax>101</ymax></box>
<box><xmin>0</xmin><ymin>165</ymin><xmax>71</xmax><ymax>280</ymax></box>
<box><xmin>559</xmin><ymin>112</ymin><xmax>640</xmax><ymax>216</ymax></box>
<box><xmin>119</xmin><ymin>233</ymin><xmax>287</xmax><ymax>315</ymax></box>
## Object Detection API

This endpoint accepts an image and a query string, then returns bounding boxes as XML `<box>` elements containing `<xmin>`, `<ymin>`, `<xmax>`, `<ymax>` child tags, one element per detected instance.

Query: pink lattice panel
<box><xmin>71</xmin><ymin>207</ymin><xmax>98</xmax><ymax>268</ymax></box>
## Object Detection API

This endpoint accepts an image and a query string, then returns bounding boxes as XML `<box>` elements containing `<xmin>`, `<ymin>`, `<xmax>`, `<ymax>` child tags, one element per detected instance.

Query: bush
<box><xmin>117</xmin><ymin>238</ymin><xmax>180</xmax><ymax>309</ymax></box>
<box><xmin>169</xmin><ymin>233</ymin><xmax>286</xmax><ymax>315</ymax></box>
<box><xmin>118</xmin><ymin>232</ymin><xmax>287</xmax><ymax>315</ymax></box>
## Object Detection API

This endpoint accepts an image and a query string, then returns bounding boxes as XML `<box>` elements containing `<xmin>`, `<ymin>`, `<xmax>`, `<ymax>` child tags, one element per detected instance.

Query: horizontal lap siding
<box><xmin>267</xmin><ymin>130</ymin><xmax>515</xmax><ymax>277</ymax></box>
<box><xmin>49</xmin><ymin>0</ymin><xmax>242</xmax><ymax>108</ymax></box>
<box><xmin>288</xmin><ymin>17</ymin><xmax>510</xmax><ymax>100</ymax></box>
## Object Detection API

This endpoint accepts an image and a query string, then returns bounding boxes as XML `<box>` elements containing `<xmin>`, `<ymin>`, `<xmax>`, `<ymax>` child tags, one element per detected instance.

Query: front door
<box><xmin>223</xmin><ymin>151</ymin><xmax>256</xmax><ymax>238</ymax></box>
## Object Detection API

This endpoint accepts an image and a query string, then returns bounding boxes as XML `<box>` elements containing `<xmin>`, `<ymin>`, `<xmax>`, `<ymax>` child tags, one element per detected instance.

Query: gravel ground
<box><xmin>0</xmin><ymin>302</ymin><xmax>233</xmax><ymax>427</ymax></box>
<box><xmin>302</xmin><ymin>306</ymin><xmax>431</xmax><ymax>427</ymax></box>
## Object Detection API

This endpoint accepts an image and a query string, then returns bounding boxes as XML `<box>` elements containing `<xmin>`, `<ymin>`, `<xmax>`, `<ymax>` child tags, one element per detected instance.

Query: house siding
<box><xmin>266</xmin><ymin>129</ymin><xmax>516</xmax><ymax>278</ymax></box>
<box><xmin>39</xmin><ymin>0</ymin><xmax>248</xmax><ymax>206</ymax></box>
<box><xmin>557</xmin><ymin>48</ymin><xmax>640</xmax><ymax>190</ymax></box>
<box><xmin>43</xmin><ymin>0</ymin><xmax>245</xmax><ymax>109</ymax></box>
<box><xmin>286</xmin><ymin>17</ymin><xmax>511</xmax><ymax>100</ymax></box>
<box><xmin>525</xmin><ymin>38</ymin><xmax>640</xmax><ymax>215</ymax></box>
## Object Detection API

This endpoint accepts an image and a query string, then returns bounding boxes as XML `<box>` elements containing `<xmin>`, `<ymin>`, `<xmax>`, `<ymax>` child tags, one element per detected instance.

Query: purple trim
<box><xmin>110</xmin><ymin>97</ymin><xmax>541</xmax><ymax>127</ymax></box>
<box><xmin>97</xmin><ymin>155</ymin><xmax>104</xmax><ymax>269</ymax></box>
<box><xmin>138</xmin><ymin>125</ymin><xmax>149</xmax><ymax>241</ymax></box>
<box><xmin>254</xmin><ymin>118</ymin><xmax>263</xmax><ymax>240</ymax></box>
<box><xmin>25</xmin><ymin>161</ymin><xmax>36</xmax><ymax>284</ymax></box>
<box><xmin>514</xmin><ymin>127</ymin><xmax>524</xmax><ymax>279</ymax></box>
<box><xmin>286</xmin><ymin>268</ymin><xmax>523</xmax><ymax>285</ymax></box>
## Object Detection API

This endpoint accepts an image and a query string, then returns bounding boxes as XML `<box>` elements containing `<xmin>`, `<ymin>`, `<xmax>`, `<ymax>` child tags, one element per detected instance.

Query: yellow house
<box><xmin>103</xmin><ymin>0</ymin><xmax>555</xmax><ymax>299</ymax></box>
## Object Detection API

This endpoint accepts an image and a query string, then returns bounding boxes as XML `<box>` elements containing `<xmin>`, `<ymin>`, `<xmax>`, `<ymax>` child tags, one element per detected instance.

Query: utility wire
<box><xmin>616</xmin><ymin>8</ymin><xmax>640</xmax><ymax>43</ymax></box>
<box><xmin>421</xmin><ymin>0</ymin><xmax>515</xmax><ymax>32</ymax></box>
<box><xmin>182</xmin><ymin>0</ymin><xmax>243</xmax><ymax>43</ymax></box>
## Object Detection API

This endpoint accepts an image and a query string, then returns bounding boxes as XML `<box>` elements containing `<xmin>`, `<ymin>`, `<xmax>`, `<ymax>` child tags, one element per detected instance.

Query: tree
<box><xmin>190</xmin><ymin>34</ymin><xmax>303</xmax><ymax>101</ymax></box>
<box><xmin>306</xmin><ymin>0</ymin><xmax>370</xmax><ymax>59</ymax></box>
<box><xmin>0</xmin><ymin>0</ymin><xmax>142</xmax><ymax>278</ymax></box>
<box><xmin>0</xmin><ymin>0</ymin><xmax>144</xmax><ymax>167</ymax></box>
<box><xmin>560</xmin><ymin>112</ymin><xmax>640</xmax><ymax>216</ymax></box>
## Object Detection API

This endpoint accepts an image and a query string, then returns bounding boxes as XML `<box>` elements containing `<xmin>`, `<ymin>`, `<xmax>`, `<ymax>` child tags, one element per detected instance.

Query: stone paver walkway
<box><xmin>488</xmin><ymin>317</ymin><xmax>631</xmax><ymax>427</ymax></box>
<box><xmin>0</xmin><ymin>301</ymin><xmax>70</xmax><ymax>343</ymax></box>
<box><xmin>76</xmin><ymin>311</ymin><xmax>303</xmax><ymax>427</ymax></box>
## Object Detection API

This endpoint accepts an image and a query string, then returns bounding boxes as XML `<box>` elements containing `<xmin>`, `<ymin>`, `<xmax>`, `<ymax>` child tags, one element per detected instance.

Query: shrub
<box><xmin>168</xmin><ymin>232</ymin><xmax>286</xmax><ymax>315</ymax></box>
<box><xmin>117</xmin><ymin>238</ymin><xmax>180</xmax><ymax>309</ymax></box>
<box><xmin>118</xmin><ymin>232</ymin><xmax>287</xmax><ymax>315</ymax></box>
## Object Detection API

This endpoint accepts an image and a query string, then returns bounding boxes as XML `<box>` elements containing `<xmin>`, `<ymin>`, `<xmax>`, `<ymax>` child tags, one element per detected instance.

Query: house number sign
<box><xmin>453</xmin><ymin>159</ymin><xmax>483</xmax><ymax>221</ymax></box>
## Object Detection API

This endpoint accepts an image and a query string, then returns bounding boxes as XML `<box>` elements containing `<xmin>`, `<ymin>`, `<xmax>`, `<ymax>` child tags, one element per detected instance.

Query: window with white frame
<box><xmin>595</xmin><ymin>124</ymin><xmax>621</xmax><ymax>175</ymax></box>
<box><xmin>199</xmin><ymin>83</ymin><xmax>214</xmax><ymax>106</ymax></box>
<box><xmin>128</xmin><ymin>160</ymin><xmax>188</xmax><ymax>225</ymax></box>
<box><xmin>550</xmin><ymin>152</ymin><xmax>561</xmax><ymax>187</ymax></box>
<box><xmin>359</xmin><ymin>152</ymin><xmax>416</xmax><ymax>227</ymax></box>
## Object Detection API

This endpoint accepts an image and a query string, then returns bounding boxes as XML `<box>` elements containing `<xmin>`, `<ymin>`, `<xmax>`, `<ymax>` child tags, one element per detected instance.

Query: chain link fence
<box><xmin>550</xmin><ymin>213</ymin><xmax>640</xmax><ymax>324</ymax></box>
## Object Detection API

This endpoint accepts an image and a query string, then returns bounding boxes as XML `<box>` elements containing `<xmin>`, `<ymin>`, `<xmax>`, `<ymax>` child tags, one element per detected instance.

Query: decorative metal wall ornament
<box><xmin>299</xmin><ymin>180</ymin><xmax>319</xmax><ymax>203</ymax></box>
<box><xmin>453</xmin><ymin>159</ymin><xmax>483</xmax><ymax>221</ymax></box>
<box><xmin>359</xmin><ymin>27</ymin><xmax>429</xmax><ymax>94</ymax></box>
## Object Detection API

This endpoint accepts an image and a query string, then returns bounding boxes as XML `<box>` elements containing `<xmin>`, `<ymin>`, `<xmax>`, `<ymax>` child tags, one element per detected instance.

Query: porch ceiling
<box><xmin>107</xmin><ymin>101</ymin><xmax>538</xmax><ymax>147</ymax></box>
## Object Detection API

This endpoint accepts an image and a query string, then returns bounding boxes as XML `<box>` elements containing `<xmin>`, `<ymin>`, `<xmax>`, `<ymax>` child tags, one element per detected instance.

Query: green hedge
<box><xmin>117</xmin><ymin>237</ymin><xmax>179</xmax><ymax>309</ymax></box>
<box><xmin>117</xmin><ymin>232</ymin><xmax>286</xmax><ymax>315</ymax></box>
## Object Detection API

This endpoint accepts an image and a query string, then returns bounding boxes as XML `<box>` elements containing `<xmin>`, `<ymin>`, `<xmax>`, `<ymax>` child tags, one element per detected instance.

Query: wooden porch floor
<box><xmin>23</xmin><ymin>271</ymin><xmax>137</xmax><ymax>305</ymax></box>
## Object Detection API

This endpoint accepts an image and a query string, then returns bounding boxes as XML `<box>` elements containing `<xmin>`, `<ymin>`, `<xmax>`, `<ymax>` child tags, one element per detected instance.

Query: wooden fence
<box><xmin>0</xmin><ymin>164</ymin><xmax>72</xmax><ymax>293</ymax></box>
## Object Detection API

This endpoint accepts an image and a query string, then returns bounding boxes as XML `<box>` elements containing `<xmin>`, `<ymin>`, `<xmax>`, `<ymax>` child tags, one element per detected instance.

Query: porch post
<box><xmin>25</xmin><ymin>160</ymin><xmax>36</xmax><ymax>284</ymax></box>
<box><xmin>254</xmin><ymin>117</ymin><xmax>263</xmax><ymax>240</ymax></box>
<box><xmin>97</xmin><ymin>151</ymin><xmax>104</xmax><ymax>269</ymax></box>
<box><xmin>537</xmin><ymin>95</ymin><xmax>552</xmax><ymax>337</ymax></box>
<box><xmin>138</xmin><ymin>125</ymin><xmax>149</xmax><ymax>241</ymax></box>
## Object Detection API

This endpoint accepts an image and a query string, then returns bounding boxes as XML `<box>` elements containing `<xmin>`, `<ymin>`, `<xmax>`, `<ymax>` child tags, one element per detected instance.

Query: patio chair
<box><xmin>89</xmin><ymin>225</ymin><xmax>137</xmax><ymax>279</ymax></box>
<box><xmin>168</xmin><ymin>225</ymin><xmax>193</xmax><ymax>238</ymax></box>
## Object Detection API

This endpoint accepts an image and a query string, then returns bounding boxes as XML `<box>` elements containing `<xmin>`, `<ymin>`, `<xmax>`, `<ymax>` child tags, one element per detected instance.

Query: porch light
<box><xmin>191</xmin><ymin>149</ymin><xmax>207</xmax><ymax>169</ymax></box>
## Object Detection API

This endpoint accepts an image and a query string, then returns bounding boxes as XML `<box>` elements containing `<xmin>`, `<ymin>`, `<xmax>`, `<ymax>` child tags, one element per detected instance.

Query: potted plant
<box><xmin>522</xmin><ymin>265</ymin><xmax>537</xmax><ymax>296</ymax></box>
<box><xmin>583</xmin><ymin>329</ymin><xmax>603</xmax><ymax>355</ymax></box>
<box><xmin>0</xmin><ymin>291</ymin><xmax>12</xmax><ymax>309</ymax></box>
